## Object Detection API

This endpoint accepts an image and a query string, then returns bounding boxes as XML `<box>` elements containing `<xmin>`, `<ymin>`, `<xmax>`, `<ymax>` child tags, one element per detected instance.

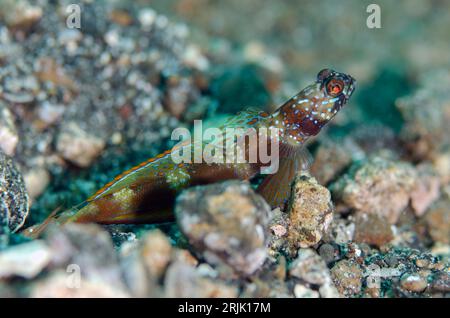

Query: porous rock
<box><xmin>175</xmin><ymin>181</ymin><xmax>271</xmax><ymax>276</ymax></box>
<box><xmin>287</xmin><ymin>174</ymin><xmax>334</xmax><ymax>249</ymax></box>
<box><xmin>331</xmin><ymin>156</ymin><xmax>416</xmax><ymax>224</ymax></box>
<box><xmin>0</xmin><ymin>150</ymin><xmax>29</xmax><ymax>246</ymax></box>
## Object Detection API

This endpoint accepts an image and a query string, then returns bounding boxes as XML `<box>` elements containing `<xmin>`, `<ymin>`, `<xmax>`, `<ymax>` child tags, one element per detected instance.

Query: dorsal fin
<box><xmin>222</xmin><ymin>107</ymin><xmax>270</xmax><ymax>128</ymax></box>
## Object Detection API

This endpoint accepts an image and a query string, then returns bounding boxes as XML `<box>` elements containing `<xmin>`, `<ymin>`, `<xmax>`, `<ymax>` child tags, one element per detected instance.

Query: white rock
<box><xmin>0</xmin><ymin>240</ymin><xmax>51</xmax><ymax>279</ymax></box>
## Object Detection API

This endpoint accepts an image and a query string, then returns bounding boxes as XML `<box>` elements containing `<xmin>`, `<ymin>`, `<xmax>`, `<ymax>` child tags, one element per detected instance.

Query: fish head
<box><xmin>278</xmin><ymin>69</ymin><xmax>356</xmax><ymax>138</ymax></box>
<box><xmin>316</xmin><ymin>68</ymin><xmax>356</xmax><ymax>114</ymax></box>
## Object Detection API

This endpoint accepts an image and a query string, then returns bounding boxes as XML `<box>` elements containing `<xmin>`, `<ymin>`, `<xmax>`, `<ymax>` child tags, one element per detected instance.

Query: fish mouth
<box><xmin>345</xmin><ymin>75</ymin><xmax>356</xmax><ymax>100</ymax></box>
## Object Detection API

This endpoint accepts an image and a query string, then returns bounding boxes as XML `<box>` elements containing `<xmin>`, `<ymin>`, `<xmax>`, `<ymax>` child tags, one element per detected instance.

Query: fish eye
<box><xmin>326</xmin><ymin>79</ymin><xmax>344</xmax><ymax>96</ymax></box>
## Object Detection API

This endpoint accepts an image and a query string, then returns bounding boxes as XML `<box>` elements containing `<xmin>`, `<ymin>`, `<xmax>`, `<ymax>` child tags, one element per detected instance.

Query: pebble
<box><xmin>1</xmin><ymin>0</ymin><xmax>42</xmax><ymax>30</ymax></box>
<box><xmin>410</xmin><ymin>164</ymin><xmax>440</xmax><ymax>217</ymax></box>
<box><xmin>432</xmin><ymin>151</ymin><xmax>450</xmax><ymax>185</ymax></box>
<box><xmin>267</xmin><ymin>207</ymin><xmax>290</xmax><ymax>256</ymax></box>
<box><xmin>330</xmin><ymin>260</ymin><xmax>363</xmax><ymax>297</ymax></box>
<box><xmin>0</xmin><ymin>240</ymin><xmax>51</xmax><ymax>279</ymax></box>
<box><xmin>323</xmin><ymin>215</ymin><xmax>355</xmax><ymax>244</ymax></box>
<box><xmin>119</xmin><ymin>241</ymin><xmax>159</xmax><ymax>297</ymax></box>
<box><xmin>44</xmin><ymin>223</ymin><xmax>126</xmax><ymax>291</ymax></box>
<box><xmin>423</xmin><ymin>198</ymin><xmax>450</xmax><ymax>244</ymax></box>
<box><xmin>138</xmin><ymin>8</ymin><xmax>157</xmax><ymax>28</ymax></box>
<box><xmin>287</xmin><ymin>174</ymin><xmax>334</xmax><ymax>249</ymax></box>
<box><xmin>353</xmin><ymin>213</ymin><xmax>394</xmax><ymax>247</ymax></box>
<box><xmin>331</xmin><ymin>156</ymin><xmax>417</xmax><ymax>224</ymax></box>
<box><xmin>30</xmin><ymin>271</ymin><xmax>130</xmax><ymax>298</ymax></box>
<box><xmin>175</xmin><ymin>181</ymin><xmax>271</xmax><ymax>276</ymax></box>
<box><xmin>289</xmin><ymin>248</ymin><xmax>332</xmax><ymax>286</ymax></box>
<box><xmin>318</xmin><ymin>243</ymin><xmax>339</xmax><ymax>265</ymax></box>
<box><xmin>140</xmin><ymin>229</ymin><xmax>173</xmax><ymax>279</ymax></box>
<box><xmin>0</xmin><ymin>150</ymin><xmax>29</xmax><ymax>243</ymax></box>
<box><xmin>400</xmin><ymin>273</ymin><xmax>428</xmax><ymax>293</ymax></box>
<box><xmin>56</xmin><ymin>122</ymin><xmax>105</xmax><ymax>167</ymax></box>
<box><xmin>0</xmin><ymin>102</ymin><xmax>19</xmax><ymax>156</ymax></box>
<box><xmin>319</xmin><ymin>282</ymin><xmax>341</xmax><ymax>298</ymax></box>
<box><xmin>164</xmin><ymin>262</ymin><xmax>238</xmax><ymax>298</ymax></box>
<box><xmin>429</xmin><ymin>272</ymin><xmax>450</xmax><ymax>293</ymax></box>
<box><xmin>310</xmin><ymin>138</ymin><xmax>356</xmax><ymax>185</ymax></box>
<box><xmin>23</xmin><ymin>167</ymin><xmax>50</xmax><ymax>202</ymax></box>
<box><xmin>293</xmin><ymin>284</ymin><xmax>319</xmax><ymax>298</ymax></box>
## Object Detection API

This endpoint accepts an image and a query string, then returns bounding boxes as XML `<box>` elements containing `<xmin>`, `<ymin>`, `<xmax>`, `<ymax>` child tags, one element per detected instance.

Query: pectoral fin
<box><xmin>257</xmin><ymin>145</ymin><xmax>312</xmax><ymax>209</ymax></box>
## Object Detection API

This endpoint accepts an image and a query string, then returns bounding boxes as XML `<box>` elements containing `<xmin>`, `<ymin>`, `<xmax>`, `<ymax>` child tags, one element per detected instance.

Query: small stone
<box><xmin>140</xmin><ymin>229</ymin><xmax>172</xmax><ymax>279</ymax></box>
<box><xmin>35</xmin><ymin>58</ymin><xmax>77</xmax><ymax>91</ymax></box>
<box><xmin>293</xmin><ymin>284</ymin><xmax>319</xmax><ymax>298</ymax></box>
<box><xmin>0</xmin><ymin>102</ymin><xmax>19</xmax><ymax>156</ymax></box>
<box><xmin>353</xmin><ymin>213</ymin><xmax>394</xmax><ymax>247</ymax></box>
<box><xmin>175</xmin><ymin>181</ymin><xmax>271</xmax><ymax>276</ymax></box>
<box><xmin>330</xmin><ymin>260</ymin><xmax>364</xmax><ymax>297</ymax></box>
<box><xmin>415</xmin><ymin>258</ymin><xmax>430</xmax><ymax>268</ymax></box>
<box><xmin>164</xmin><ymin>262</ymin><xmax>238</xmax><ymax>298</ymax></box>
<box><xmin>363</xmin><ymin>286</ymin><xmax>381</xmax><ymax>298</ymax></box>
<box><xmin>430</xmin><ymin>243</ymin><xmax>450</xmax><ymax>259</ymax></box>
<box><xmin>318</xmin><ymin>243</ymin><xmax>339</xmax><ymax>265</ymax></box>
<box><xmin>30</xmin><ymin>271</ymin><xmax>130</xmax><ymax>298</ymax></box>
<box><xmin>289</xmin><ymin>248</ymin><xmax>332</xmax><ymax>286</ymax></box>
<box><xmin>23</xmin><ymin>168</ymin><xmax>50</xmax><ymax>202</ymax></box>
<box><xmin>429</xmin><ymin>272</ymin><xmax>450</xmax><ymax>293</ymax></box>
<box><xmin>182</xmin><ymin>44</ymin><xmax>210</xmax><ymax>71</ymax></box>
<box><xmin>410</xmin><ymin>164</ymin><xmax>440</xmax><ymax>217</ymax></box>
<box><xmin>432</xmin><ymin>151</ymin><xmax>450</xmax><ymax>185</ymax></box>
<box><xmin>0</xmin><ymin>240</ymin><xmax>51</xmax><ymax>279</ymax></box>
<box><xmin>163</xmin><ymin>76</ymin><xmax>192</xmax><ymax>119</ymax></box>
<box><xmin>323</xmin><ymin>215</ymin><xmax>355</xmax><ymax>244</ymax></box>
<box><xmin>423</xmin><ymin>198</ymin><xmax>450</xmax><ymax>244</ymax></box>
<box><xmin>45</xmin><ymin>223</ymin><xmax>126</xmax><ymax>290</ymax></box>
<box><xmin>56</xmin><ymin>122</ymin><xmax>105</xmax><ymax>167</ymax></box>
<box><xmin>1</xmin><ymin>0</ymin><xmax>42</xmax><ymax>30</ymax></box>
<box><xmin>270</xmin><ymin>224</ymin><xmax>287</xmax><ymax>237</ymax></box>
<box><xmin>172</xmin><ymin>248</ymin><xmax>199</xmax><ymax>267</ymax></box>
<box><xmin>331</xmin><ymin>156</ymin><xmax>417</xmax><ymax>224</ymax></box>
<box><xmin>104</xmin><ymin>29</ymin><xmax>120</xmax><ymax>47</ymax></box>
<box><xmin>267</xmin><ymin>207</ymin><xmax>290</xmax><ymax>256</ymax></box>
<box><xmin>0</xmin><ymin>150</ymin><xmax>29</xmax><ymax>244</ymax></box>
<box><xmin>119</xmin><ymin>241</ymin><xmax>159</xmax><ymax>297</ymax></box>
<box><xmin>109</xmin><ymin>9</ymin><xmax>133</xmax><ymax>26</ymax></box>
<box><xmin>138</xmin><ymin>8</ymin><xmax>157</xmax><ymax>28</ymax></box>
<box><xmin>400</xmin><ymin>273</ymin><xmax>428</xmax><ymax>293</ymax></box>
<box><xmin>34</xmin><ymin>102</ymin><xmax>65</xmax><ymax>130</ymax></box>
<box><xmin>58</xmin><ymin>29</ymin><xmax>82</xmax><ymax>45</ymax></box>
<box><xmin>310</xmin><ymin>138</ymin><xmax>355</xmax><ymax>185</ymax></box>
<box><xmin>287</xmin><ymin>174</ymin><xmax>334</xmax><ymax>249</ymax></box>
<box><xmin>319</xmin><ymin>282</ymin><xmax>341</xmax><ymax>298</ymax></box>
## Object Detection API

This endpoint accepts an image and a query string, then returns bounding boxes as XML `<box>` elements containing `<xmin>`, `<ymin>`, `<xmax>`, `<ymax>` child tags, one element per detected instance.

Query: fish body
<box><xmin>25</xmin><ymin>69</ymin><xmax>355</xmax><ymax>237</ymax></box>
